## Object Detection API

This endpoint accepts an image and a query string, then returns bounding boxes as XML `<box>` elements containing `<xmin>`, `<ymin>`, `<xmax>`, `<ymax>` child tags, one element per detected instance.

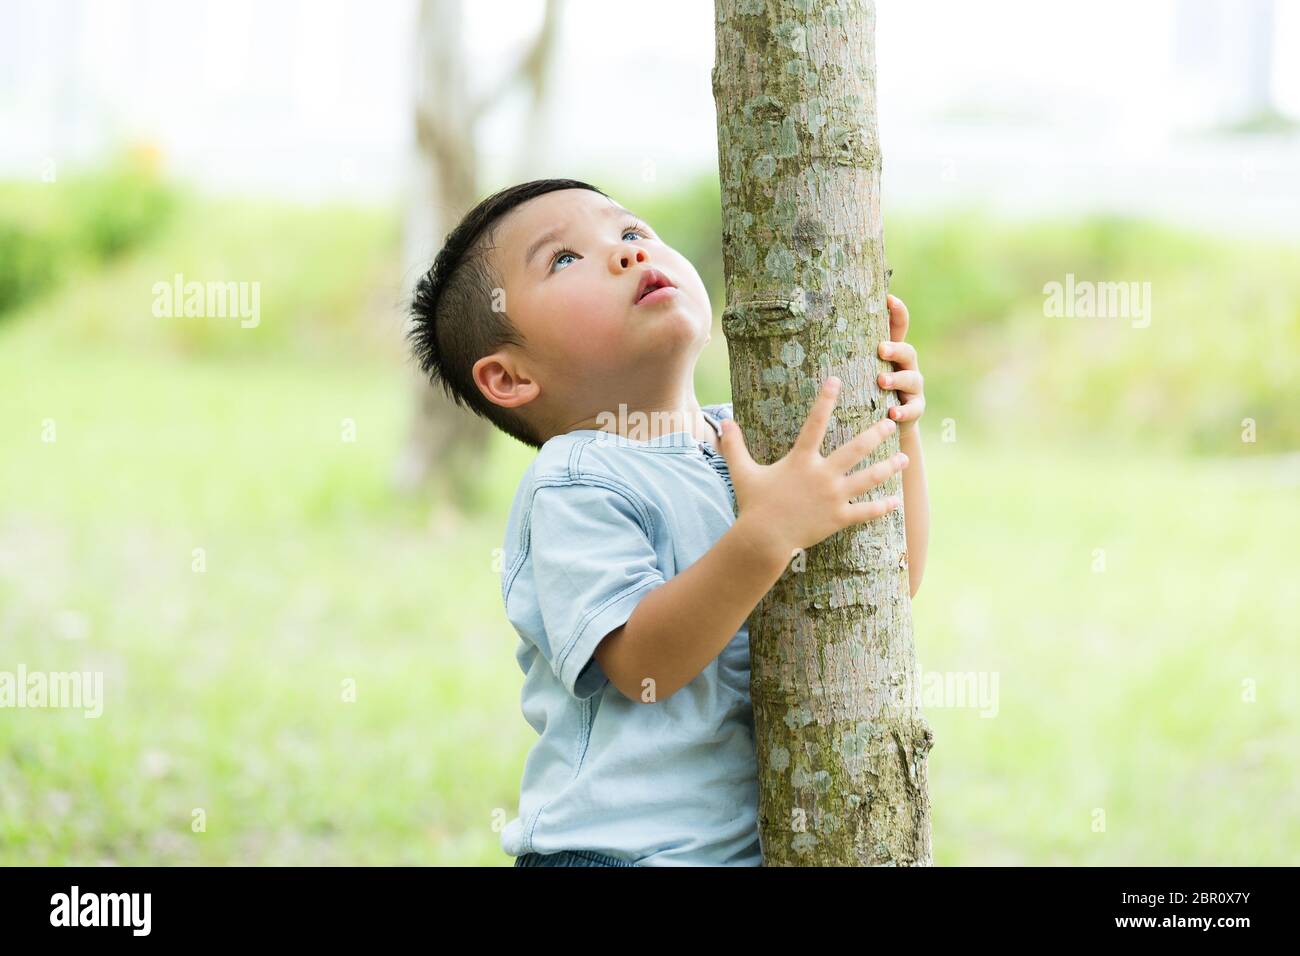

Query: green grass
<box><xmin>0</xmin><ymin>183</ymin><xmax>1296</xmax><ymax>864</ymax></box>
<box><xmin>0</xmin><ymin>343</ymin><xmax>530</xmax><ymax>864</ymax></box>
<box><xmin>2</xmin><ymin>339</ymin><xmax>1295</xmax><ymax>864</ymax></box>
<box><xmin>917</xmin><ymin>438</ymin><xmax>1299</xmax><ymax>864</ymax></box>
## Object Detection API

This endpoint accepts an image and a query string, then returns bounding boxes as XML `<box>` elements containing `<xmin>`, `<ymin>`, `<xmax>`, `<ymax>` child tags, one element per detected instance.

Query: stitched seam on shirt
<box><xmin>578</xmin><ymin>443</ymin><xmax>698</xmax><ymax>454</ymax></box>
<box><xmin>528</xmin><ymin>476</ymin><xmax>655</xmax><ymax>535</ymax></box>
<box><xmin>570</xmin><ymin>434</ymin><xmax>700</xmax><ymax>454</ymax></box>
<box><xmin>554</xmin><ymin>576</ymin><xmax>661</xmax><ymax>686</ymax></box>
<box><xmin>501</xmin><ymin>544</ymin><xmax>526</xmax><ymax>605</ymax></box>
<box><xmin>539</xmin><ymin>471</ymin><xmax>660</xmax><ymax>677</ymax></box>
<box><xmin>561</xmin><ymin>464</ymin><xmax>657</xmax><ymax>541</ymax></box>
<box><xmin>499</xmin><ymin>474</ymin><xmax>564</xmax><ymax>607</ymax></box>
<box><xmin>501</xmin><ymin>506</ymin><xmax>533</xmax><ymax>604</ymax></box>
<box><xmin>524</xmin><ymin>695</ymin><xmax>591</xmax><ymax>852</ymax></box>
<box><xmin>504</xmin><ymin>471</ymin><xmax>661</xmax><ymax>682</ymax></box>
<box><xmin>502</xmin><ymin>470</ymin><xmax>657</xmax><ymax>662</ymax></box>
<box><xmin>567</xmin><ymin>438</ymin><xmax>588</xmax><ymax>476</ymax></box>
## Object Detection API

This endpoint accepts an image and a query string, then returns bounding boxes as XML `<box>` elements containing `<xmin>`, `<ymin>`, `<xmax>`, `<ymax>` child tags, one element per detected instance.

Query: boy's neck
<box><xmin>560</xmin><ymin>396</ymin><xmax>715</xmax><ymax>447</ymax></box>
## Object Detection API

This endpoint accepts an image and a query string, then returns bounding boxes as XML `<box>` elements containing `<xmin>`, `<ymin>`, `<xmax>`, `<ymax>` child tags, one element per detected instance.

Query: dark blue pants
<box><xmin>513</xmin><ymin>849</ymin><xmax>637</xmax><ymax>867</ymax></box>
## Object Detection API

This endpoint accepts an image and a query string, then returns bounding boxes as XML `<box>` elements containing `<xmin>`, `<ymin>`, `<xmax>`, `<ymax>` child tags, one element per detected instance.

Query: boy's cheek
<box><xmin>552</xmin><ymin>315</ymin><xmax>631</xmax><ymax>367</ymax></box>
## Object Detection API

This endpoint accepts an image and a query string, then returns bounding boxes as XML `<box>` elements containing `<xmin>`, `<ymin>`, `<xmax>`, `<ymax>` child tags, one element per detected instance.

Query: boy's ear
<box><xmin>473</xmin><ymin>351</ymin><xmax>540</xmax><ymax>410</ymax></box>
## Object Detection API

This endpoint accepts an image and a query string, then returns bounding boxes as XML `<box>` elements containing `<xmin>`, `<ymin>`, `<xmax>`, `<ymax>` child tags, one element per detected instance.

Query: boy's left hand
<box><xmin>877</xmin><ymin>293</ymin><xmax>925</xmax><ymax>430</ymax></box>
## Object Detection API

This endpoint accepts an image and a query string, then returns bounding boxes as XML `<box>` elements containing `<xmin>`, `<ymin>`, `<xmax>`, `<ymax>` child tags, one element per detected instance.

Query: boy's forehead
<box><xmin>496</xmin><ymin>190</ymin><xmax>632</xmax><ymax>269</ymax></box>
<box><xmin>506</xmin><ymin>188</ymin><xmax>621</xmax><ymax>232</ymax></box>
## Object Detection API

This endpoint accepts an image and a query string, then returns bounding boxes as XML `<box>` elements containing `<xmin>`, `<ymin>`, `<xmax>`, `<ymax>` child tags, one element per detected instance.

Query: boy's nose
<box><xmin>612</xmin><ymin>246</ymin><xmax>647</xmax><ymax>271</ymax></box>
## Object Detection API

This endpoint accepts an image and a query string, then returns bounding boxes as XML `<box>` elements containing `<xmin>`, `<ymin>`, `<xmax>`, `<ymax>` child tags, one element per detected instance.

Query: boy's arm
<box><xmin>597</xmin><ymin>378</ymin><xmax>907</xmax><ymax>704</ymax></box>
<box><xmin>898</xmin><ymin>421</ymin><xmax>929</xmax><ymax>598</ymax></box>
<box><xmin>594</xmin><ymin>513</ymin><xmax>791</xmax><ymax>704</ymax></box>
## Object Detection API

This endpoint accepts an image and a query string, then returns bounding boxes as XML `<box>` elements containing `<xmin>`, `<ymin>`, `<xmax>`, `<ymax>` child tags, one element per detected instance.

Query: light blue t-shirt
<box><xmin>498</xmin><ymin>402</ymin><xmax>762</xmax><ymax>866</ymax></box>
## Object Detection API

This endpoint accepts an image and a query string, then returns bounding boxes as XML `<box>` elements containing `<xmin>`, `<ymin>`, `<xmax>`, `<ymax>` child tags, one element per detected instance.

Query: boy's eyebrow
<box><xmin>523</xmin><ymin>205</ymin><xmax>640</xmax><ymax>268</ymax></box>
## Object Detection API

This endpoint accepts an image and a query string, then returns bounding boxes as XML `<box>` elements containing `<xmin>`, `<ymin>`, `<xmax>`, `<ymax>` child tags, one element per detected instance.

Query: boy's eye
<box><xmin>548</xmin><ymin>222</ymin><xmax>653</xmax><ymax>273</ymax></box>
<box><xmin>621</xmin><ymin>220</ymin><xmax>653</xmax><ymax>242</ymax></box>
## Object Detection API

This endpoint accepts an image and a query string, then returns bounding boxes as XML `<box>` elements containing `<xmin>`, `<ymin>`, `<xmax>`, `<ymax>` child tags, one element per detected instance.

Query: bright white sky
<box><xmin>2</xmin><ymin>0</ymin><xmax>1297</xmax><ymax>231</ymax></box>
<box><xmin>476</xmin><ymin>0</ymin><xmax>1300</xmax><ymax>180</ymax></box>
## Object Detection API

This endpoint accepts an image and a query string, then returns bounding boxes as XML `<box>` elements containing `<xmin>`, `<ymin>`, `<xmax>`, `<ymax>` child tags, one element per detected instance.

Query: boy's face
<box><xmin>472</xmin><ymin>188</ymin><xmax>713</xmax><ymax>436</ymax></box>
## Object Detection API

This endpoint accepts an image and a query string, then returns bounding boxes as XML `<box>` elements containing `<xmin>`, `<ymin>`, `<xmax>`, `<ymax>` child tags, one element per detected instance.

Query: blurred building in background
<box><xmin>1</xmin><ymin>0</ymin><xmax>1297</xmax><ymax>232</ymax></box>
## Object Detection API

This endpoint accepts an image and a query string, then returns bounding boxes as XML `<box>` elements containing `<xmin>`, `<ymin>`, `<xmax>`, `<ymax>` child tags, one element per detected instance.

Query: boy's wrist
<box><xmin>730</xmin><ymin>512</ymin><xmax>797</xmax><ymax>577</ymax></box>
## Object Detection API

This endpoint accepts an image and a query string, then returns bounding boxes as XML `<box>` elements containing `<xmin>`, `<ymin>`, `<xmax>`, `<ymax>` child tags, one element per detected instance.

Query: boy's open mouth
<box><xmin>634</xmin><ymin>269</ymin><xmax>678</xmax><ymax>305</ymax></box>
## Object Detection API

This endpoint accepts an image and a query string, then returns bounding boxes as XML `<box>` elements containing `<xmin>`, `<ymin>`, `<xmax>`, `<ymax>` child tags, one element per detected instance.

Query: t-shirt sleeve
<box><xmin>528</xmin><ymin>479</ymin><xmax>666</xmax><ymax>700</ymax></box>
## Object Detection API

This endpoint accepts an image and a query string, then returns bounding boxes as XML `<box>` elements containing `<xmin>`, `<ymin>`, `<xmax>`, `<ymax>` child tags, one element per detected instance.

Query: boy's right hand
<box><xmin>717</xmin><ymin>376</ymin><xmax>907</xmax><ymax>559</ymax></box>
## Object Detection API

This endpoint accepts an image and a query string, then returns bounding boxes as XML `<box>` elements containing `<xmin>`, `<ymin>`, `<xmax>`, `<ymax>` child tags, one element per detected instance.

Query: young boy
<box><xmin>407</xmin><ymin>179</ymin><xmax>930</xmax><ymax>867</ymax></box>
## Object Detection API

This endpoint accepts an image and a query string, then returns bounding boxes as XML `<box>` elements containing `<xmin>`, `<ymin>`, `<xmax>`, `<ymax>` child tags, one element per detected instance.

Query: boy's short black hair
<box><xmin>407</xmin><ymin>178</ymin><xmax>608</xmax><ymax>450</ymax></box>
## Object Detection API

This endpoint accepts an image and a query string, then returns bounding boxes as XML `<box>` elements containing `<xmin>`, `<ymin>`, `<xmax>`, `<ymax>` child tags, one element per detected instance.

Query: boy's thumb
<box><xmin>718</xmin><ymin>418</ymin><xmax>751</xmax><ymax>467</ymax></box>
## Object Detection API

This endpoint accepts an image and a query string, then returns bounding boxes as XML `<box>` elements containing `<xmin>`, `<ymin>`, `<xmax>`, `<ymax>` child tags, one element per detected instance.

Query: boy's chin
<box><xmin>634</xmin><ymin>305</ymin><xmax>709</xmax><ymax>338</ymax></box>
<box><xmin>635</xmin><ymin>324</ymin><xmax>709</xmax><ymax>362</ymax></box>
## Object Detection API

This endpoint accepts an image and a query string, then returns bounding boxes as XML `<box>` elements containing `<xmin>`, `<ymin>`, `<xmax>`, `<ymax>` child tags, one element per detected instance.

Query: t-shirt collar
<box><xmin>569</xmin><ymin>407</ymin><xmax>723</xmax><ymax>448</ymax></box>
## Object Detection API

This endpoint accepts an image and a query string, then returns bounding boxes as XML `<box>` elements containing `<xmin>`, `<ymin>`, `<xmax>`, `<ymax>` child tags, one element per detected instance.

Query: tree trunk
<box><xmin>712</xmin><ymin>0</ymin><xmax>934</xmax><ymax>866</ymax></box>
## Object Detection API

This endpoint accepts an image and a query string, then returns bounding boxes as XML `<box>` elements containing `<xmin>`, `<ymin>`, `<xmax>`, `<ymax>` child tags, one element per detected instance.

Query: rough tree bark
<box><xmin>712</xmin><ymin>0</ymin><xmax>934</xmax><ymax>865</ymax></box>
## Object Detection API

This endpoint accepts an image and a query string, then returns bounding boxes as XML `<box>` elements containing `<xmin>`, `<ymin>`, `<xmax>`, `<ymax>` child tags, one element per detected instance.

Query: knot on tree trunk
<box><xmin>915</xmin><ymin>716</ymin><xmax>936</xmax><ymax>758</ymax></box>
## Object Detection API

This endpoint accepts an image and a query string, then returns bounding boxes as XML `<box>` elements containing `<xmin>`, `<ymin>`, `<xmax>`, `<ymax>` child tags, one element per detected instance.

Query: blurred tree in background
<box><xmin>393</xmin><ymin>0</ymin><xmax>563</xmax><ymax>509</ymax></box>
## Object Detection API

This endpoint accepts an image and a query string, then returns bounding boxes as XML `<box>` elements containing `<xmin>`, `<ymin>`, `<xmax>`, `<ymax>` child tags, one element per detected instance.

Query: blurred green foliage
<box><xmin>0</xmin><ymin>221</ymin><xmax>59</xmax><ymax>315</ymax></box>
<box><xmin>887</xmin><ymin>212</ymin><xmax>1299</xmax><ymax>455</ymax></box>
<box><xmin>68</xmin><ymin>157</ymin><xmax>176</xmax><ymax>260</ymax></box>
<box><xmin>0</xmin><ymin>150</ymin><xmax>176</xmax><ymax>315</ymax></box>
<box><xmin>2</xmin><ymin>167</ymin><xmax>1297</xmax><ymax>454</ymax></box>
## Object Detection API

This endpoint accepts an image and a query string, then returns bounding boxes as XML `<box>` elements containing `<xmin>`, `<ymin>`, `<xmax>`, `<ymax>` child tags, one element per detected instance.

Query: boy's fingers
<box><xmin>826</xmin><ymin>416</ymin><xmax>896</xmax><ymax>474</ymax></box>
<box><xmin>878</xmin><ymin>340</ymin><xmax>917</xmax><ymax>369</ymax></box>
<box><xmin>886</xmin><ymin>294</ymin><xmax>909</xmax><ymax>340</ymax></box>
<box><xmin>844</xmin><ymin>451</ymin><xmax>908</xmax><ymax>499</ymax></box>
<box><xmin>841</xmin><ymin>494</ymin><xmax>902</xmax><ymax>526</ymax></box>
<box><xmin>878</xmin><ymin>369</ymin><xmax>923</xmax><ymax>394</ymax></box>
<box><xmin>717</xmin><ymin>418</ymin><xmax>754</xmax><ymax>474</ymax></box>
<box><xmin>890</xmin><ymin>396</ymin><xmax>926</xmax><ymax>422</ymax></box>
<box><xmin>794</xmin><ymin>376</ymin><xmax>840</xmax><ymax>457</ymax></box>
